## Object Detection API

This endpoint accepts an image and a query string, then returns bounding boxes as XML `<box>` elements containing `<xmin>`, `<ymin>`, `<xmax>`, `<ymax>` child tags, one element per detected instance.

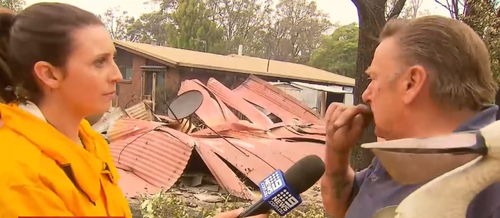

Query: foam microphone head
<box><xmin>240</xmin><ymin>154</ymin><xmax>325</xmax><ymax>217</ymax></box>
<box><xmin>283</xmin><ymin>154</ymin><xmax>326</xmax><ymax>194</ymax></box>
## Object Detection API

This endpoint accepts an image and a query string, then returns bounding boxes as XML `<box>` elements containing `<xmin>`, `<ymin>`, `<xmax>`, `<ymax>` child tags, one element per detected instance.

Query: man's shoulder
<box><xmin>468</xmin><ymin>183</ymin><xmax>500</xmax><ymax>217</ymax></box>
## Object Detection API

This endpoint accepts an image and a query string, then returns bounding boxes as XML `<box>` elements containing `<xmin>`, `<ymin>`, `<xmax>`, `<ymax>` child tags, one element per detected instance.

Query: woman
<box><xmin>0</xmin><ymin>3</ymin><xmax>266</xmax><ymax>218</ymax></box>
<box><xmin>0</xmin><ymin>3</ymin><xmax>132</xmax><ymax>217</ymax></box>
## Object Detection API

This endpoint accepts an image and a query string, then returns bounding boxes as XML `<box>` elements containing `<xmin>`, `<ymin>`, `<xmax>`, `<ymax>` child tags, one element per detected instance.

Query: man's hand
<box><xmin>212</xmin><ymin>208</ymin><xmax>269</xmax><ymax>218</ymax></box>
<box><xmin>325</xmin><ymin>103</ymin><xmax>372</xmax><ymax>153</ymax></box>
<box><xmin>321</xmin><ymin>103</ymin><xmax>372</xmax><ymax>218</ymax></box>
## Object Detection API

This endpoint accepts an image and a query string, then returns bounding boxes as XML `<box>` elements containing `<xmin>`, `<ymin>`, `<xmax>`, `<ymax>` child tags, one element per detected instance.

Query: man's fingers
<box><xmin>326</xmin><ymin>105</ymin><xmax>346</xmax><ymax>134</ymax></box>
<box><xmin>333</xmin><ymin>106</ymin><xmax>359</xmax><ymax>129</ymax></box>
<box><xmin>326</xmin><ymin>103</ymin><xmax>373</xmax><ymax>137</ymax></box>
<box><xmin>333</xmin><ymin>104</ymin><xmax>373</xmax><ymax>129</ymax></box>
<box><xmin>325</xmin><ymin>102</ymin><xmax>342</xmax><ymax>123</ymax></box>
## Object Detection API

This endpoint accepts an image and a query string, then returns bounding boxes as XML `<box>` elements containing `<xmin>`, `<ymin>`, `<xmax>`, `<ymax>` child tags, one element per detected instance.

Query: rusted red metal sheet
<box><xmin>233</xmin><ymin>75</ymin><xmax>323</xmax><ymax>124</ymax></box>
<box><xmin>192</xmin><ymin>79</ymin><xmax>240</xmax><ymax>122</ymax></box>
<box><xmin>197</xmin><ymin>138</ymin><xmax>276</xmax><ymax>185</ymax></box>
<box><xmin>117</xmin><ymin>169</ymin><xmax>160</xmax><ymax>197</ymax></box>
<box><xmin>227</xmin><ymin>138</ymin><xmax>295</xmax><ymax>171</ymax></box>
<box><xmin>194</xmin><ymin>142</ymin><xmax>255</xmax><ymax>200</ymax></box>
<box><xmin>269</xmin><ymin>126</ymin><xmax>326</xmax><ymax>143</ymax></box>
<box><xmin>291</xmin><ymin>124</ymin><xmax>326</xmax><ymax>135</ymax></box>
<box><xmin>110</xmin><ymin>119</ymin><xmax>256</xmax><ymax>200</ymax></box>
<box><xmin>233</xmin><ymin>85</ymin><xmax>299</xmax><ymax>123</ymax></box>
<box><xmin>178</xmin><ymin>79</ymin><xmax>238</xmax><ymax>126</ymax></box>
<box><xmin>110</xmin><ymin>126</ymin><xmax>194</xmax><ymax>193</ymax></box>
<box><xmin>251</xmin><ymin>139</ymin><xmax>326</xmax><ymax>163</ymax></box>
<box><xmin>197</xmin><ymin>137</ymin><xmax>324</xmax><ymax>185</ymax></box>
<box><xmin>108</xmin><ymin>118</ymin><xmax>164</xmax><ymax>142</ymax></box>
<box><xmin>190</xmin><ymin>122</ymin><xmax>273</xmax><ymax>139</ymax></box>
<box><xmin>206</xmin><ymin>78</ymin><xmax>273</xmax><ymax>129</ymax></box>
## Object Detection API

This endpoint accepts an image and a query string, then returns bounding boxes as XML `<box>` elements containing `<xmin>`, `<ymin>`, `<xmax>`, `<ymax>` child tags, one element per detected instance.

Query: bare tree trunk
<box><xmin>350</xmin><ymin>0</ymin><xmax>407</xmax><ymax>171</ymax></box>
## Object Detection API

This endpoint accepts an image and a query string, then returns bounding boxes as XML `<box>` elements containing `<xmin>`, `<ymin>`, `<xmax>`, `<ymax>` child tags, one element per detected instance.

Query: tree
<box><xmin>386</xmin><ymin>0</ymin><xmax>424</xmax><ymax>19</ymax></box>
<box><xmin>98</xmin><ymin>7</ymin><xmax>135</xmax><ymax>40</ymax></box>
<box><xmin>264</xmin><ymin>0</ymin><xmax>333</xmax><ymax>64</ymax></box>
<box><xmin>123</xmin><ymin>0</ymin><xmax>178</xmax><ymax>46</ymax></box>
<box><xmin>434</xmin><ymin>0</ymin><xmax>465</xmax><ymax>19</ymax></box>
<box><xmin>204</xmin><ymin>0</ymin><xmax>273</xmax><ymax>55</ymax></box>
<box><xmin>2</xmin><ymin>0</ymin><xmax>25</xmax><ymax>12</ymax></box>
<box><xmin>309</xmin><ymin>23</ymin><xmax>359</xmax><ymax>78</ymax></box>
<box><xmin>126</xmin><ymin>12</ymin><xmax>170</xmax><ymax>46</ymax></box>
<box><xmin>166</xmin><ymin>0</ymin><xmax>225</xmax><ymax>53</ymax></box>
<box><xmin>435</xmin><ymin>0</ymin><xmax>500</xmax><ymax>82</ymax></box>
<box><xmin>131</xmin><ymin>0</ymin><xmax>331</xmax><ymax>63</ymax></box>
<box><xmin>350</xmin><ymin>0</ymin><xmax>407</xmax><ymax>170</ymax></box>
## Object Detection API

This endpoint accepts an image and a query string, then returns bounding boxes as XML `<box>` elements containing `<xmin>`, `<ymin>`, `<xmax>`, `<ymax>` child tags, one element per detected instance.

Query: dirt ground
<box><xmin>128</xmin><ymin>184</ymin><xmax>323</xmax><ymax>218</ymax></box>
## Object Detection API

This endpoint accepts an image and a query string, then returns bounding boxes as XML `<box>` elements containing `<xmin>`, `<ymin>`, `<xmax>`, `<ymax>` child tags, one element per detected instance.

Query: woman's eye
<box><xmin>95</xmin><ymin>58</ymin><xmax>106</xmax><ymax>67</ymax></box>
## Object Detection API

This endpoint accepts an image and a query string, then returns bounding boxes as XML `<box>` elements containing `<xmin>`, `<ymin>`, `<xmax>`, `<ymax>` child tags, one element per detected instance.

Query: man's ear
<box><xmin>401</xmin><ymin>65</ymin><xmax>427</xmax><ymax>104</ymax></box>
<box><xmin>33</xmin><ymin>61</ymin><xmax>64</xmax><ymax>90</ymax></box>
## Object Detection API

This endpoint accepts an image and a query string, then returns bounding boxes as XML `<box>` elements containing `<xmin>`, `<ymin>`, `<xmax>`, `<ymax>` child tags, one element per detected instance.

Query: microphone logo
<box><xmin>258</xmin><ymin>170</ymin><xmax>302</xmax><ymax>216</ymax></box>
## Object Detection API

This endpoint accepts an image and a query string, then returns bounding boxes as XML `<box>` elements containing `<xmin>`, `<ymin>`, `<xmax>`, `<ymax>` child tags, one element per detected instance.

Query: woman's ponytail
<box><xmin>0</xmin><ymin>8</ymin><xmax>16</xmax><ymax>103</ymax></box>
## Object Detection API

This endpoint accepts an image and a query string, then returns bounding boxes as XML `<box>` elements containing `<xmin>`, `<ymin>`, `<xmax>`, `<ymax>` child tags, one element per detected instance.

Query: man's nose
<box><xmin>362</xmin><ymin>86</ymin><xmax>371</xmax><ymax>104</ymax></box>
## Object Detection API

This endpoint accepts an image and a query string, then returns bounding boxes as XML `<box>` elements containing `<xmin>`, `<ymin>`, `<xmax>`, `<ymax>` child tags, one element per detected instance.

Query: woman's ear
<box><xmin>33</xmin><ymin>61</ymin><xmax>64</xmax><ymax>90</ymax></box>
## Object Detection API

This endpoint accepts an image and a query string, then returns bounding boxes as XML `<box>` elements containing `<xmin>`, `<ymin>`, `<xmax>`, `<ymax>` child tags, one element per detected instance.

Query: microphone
<box><xmin>237</xmin><ymin>155</ymin><xmax>325</xmax><ymax>217</ymax></box>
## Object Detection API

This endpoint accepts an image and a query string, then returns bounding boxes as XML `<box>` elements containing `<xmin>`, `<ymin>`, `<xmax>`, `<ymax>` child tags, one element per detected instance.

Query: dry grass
<box><xmin>134</xmin><ymin>190</ymin><xmax>329</xmax><ymax>218</ymax></box>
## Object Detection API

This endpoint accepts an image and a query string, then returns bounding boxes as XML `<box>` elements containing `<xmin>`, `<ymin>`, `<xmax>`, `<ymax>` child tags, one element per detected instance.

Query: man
<box><xmin>321</xmin><ymin>16</ymin><xmax>500</xmax><ymax>218</ymax></box>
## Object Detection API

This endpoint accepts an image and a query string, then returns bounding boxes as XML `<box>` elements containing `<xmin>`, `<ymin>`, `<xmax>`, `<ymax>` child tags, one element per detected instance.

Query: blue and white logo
<box><xmin>259</xmin><ymin>171</ymin><xmax>284</xmax><ymax>198</ymax></box>
<box><xmin>267</xmin><ymin>189</ymin><xmax>300</xmax><ymax>215</ymax></box>
<box><xmin>258</xmin><ymin>170</ymin><xmax>302</xmax><ymax>216</ymax></box>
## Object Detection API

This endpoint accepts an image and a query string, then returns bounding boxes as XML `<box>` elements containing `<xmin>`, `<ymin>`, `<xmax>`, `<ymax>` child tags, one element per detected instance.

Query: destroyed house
<box><xmin>112</xmin><ymin>40</ymin><xmax>355</xmax><ymax>117</ymax></box>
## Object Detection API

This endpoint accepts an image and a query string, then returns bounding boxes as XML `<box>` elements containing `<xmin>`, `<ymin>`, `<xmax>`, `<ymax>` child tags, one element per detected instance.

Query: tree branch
<box><xmin>434</xmin><ymin>0</ymin><xmax>462</xmax><ymax>19</ymax></box>
<box><xmin>350</xmin><ymin>0</ymin><xmax>365</xmax><ymax>12</ymax></box>
<box><xmin>387</xmin><ymin>0</ymin><xmax>407</xmax><ymax>20</ymax></box>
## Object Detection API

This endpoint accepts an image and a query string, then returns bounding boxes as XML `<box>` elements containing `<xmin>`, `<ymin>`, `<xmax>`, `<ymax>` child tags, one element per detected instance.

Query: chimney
<box><xmin>238</xmin><ymin>44</ymin><xmax>243</xmax><ymax>56</ymax></box>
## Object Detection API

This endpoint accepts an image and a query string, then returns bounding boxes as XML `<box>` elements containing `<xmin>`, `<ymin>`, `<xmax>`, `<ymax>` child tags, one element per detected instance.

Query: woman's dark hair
<box><xmin>0</xmin><ymin>3</ymin><xmax>103</xmax><ymax>103</ymax></box>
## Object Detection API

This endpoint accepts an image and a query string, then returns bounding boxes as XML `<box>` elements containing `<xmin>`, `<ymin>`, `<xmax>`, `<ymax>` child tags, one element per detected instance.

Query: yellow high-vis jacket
<box><xmin>0</xmin><ymin>103</ymin><xmax>132</xmax><ymax>218</ymax></box>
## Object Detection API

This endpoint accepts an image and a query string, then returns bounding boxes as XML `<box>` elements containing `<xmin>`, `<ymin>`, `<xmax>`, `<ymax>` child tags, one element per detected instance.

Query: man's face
<box><xmin>362</xmin><ymin>37</ymin><xmax>407</xmax><ymax>139</ymax></box>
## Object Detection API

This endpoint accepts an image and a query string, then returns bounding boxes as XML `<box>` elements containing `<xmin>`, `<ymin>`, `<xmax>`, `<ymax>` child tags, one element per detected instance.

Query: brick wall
<box><xmin>117</xmin><ymin>54</ymin><xmax>146</xmax><ymax>108</ymax></box>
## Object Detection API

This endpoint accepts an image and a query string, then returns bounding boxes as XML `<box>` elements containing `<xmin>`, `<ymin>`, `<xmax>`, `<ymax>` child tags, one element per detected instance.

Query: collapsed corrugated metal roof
<box><xmin>103</xmin><ymin>75</ymin><xmax>327</xmax><ymax>201</ymax></box>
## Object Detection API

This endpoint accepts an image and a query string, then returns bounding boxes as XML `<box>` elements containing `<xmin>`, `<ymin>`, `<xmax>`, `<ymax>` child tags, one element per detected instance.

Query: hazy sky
<box><xmin>25</xmin><ymin>0</ymin><xmax>451</xmax><ymax>25</ymax></box>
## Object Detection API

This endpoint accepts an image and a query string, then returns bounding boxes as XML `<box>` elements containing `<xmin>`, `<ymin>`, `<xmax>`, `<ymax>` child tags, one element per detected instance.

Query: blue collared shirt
<box><xmin>345</xmin><ymin>105</ymin><xmax>500</xmax><ymax>218</ymax></box>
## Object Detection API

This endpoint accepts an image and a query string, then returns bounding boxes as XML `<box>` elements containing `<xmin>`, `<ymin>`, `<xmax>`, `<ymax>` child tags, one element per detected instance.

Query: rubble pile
<box><xmin>92</xmin><ymin>75</ymin><xmax>327</xmax><ymax>202</ymax></box>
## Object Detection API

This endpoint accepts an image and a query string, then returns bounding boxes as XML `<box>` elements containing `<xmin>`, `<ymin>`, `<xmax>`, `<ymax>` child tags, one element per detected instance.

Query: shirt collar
<box><xmin>454</xmin><ymin>105</ymin><xmax>498</xmax><ymax>132</ymax></box>
<box><xmin>18</xmin><ymin>101</ymin><xmax>47</xmax><ymax>122</ymax></box>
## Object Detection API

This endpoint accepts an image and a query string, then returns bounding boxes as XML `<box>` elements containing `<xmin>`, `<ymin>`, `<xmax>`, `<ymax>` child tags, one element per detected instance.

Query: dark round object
<box><xmin>284</xmin><ymin>154</ymin><xmax>325</xmax><ymax>194</ymax></box>
<box><xmin>167</xmin><ymin>90</ymin><xmax>203</xmax><ymax>120</ymax></box>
